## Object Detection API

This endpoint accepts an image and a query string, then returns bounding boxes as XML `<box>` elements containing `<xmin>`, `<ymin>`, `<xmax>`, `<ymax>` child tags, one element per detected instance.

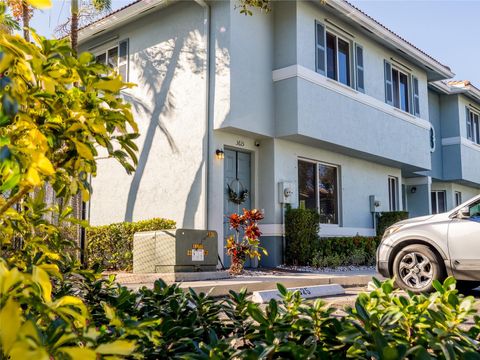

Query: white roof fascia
<box><xmin>328</xmin><ymin>0</ymin><xmax>455</xmax><ymax>80</ymax></box>
<box><xmin>78</xmin><ymin>0</ymin><xmax>167</xmax><ymax>44</ymax></box>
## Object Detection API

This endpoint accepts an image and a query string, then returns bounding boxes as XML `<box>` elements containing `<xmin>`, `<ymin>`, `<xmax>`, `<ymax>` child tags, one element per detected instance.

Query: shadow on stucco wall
<box><xmin>123</xmin><ymin>27</ymin><xmax>207</xmax><ymax>223</ymax></box>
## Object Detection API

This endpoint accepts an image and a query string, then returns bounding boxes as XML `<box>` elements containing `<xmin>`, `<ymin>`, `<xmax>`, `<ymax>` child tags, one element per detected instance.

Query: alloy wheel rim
<box><xmin>398</xmin><ymin>252</ymin><xmax>433</xmax><ymax>289</ymax></box>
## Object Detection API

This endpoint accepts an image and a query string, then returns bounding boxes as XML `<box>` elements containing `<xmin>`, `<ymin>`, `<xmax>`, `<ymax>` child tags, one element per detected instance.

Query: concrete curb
<box><xmin>252</xmin><ymin>284</ymin><xmax>345</xmax><ymax>303</ymax></box>
<box><xmin>118</xmin><ymin>272</ymin><xmax>381</xmax><ymax>297</ymax></box>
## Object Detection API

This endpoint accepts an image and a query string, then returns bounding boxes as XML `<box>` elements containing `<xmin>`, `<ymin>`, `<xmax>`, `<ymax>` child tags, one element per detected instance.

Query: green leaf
<box><xmin>95</xmin><ymin>340</ymin><xmax>136</xmax><ymax>355</ymax></box>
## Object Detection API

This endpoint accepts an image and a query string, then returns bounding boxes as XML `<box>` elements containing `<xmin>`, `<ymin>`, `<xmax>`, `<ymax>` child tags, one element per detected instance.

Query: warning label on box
<box><xmin>191</xmin><ymin>249</ymin><xmax>205</xmax><ymax>261</ymax></box>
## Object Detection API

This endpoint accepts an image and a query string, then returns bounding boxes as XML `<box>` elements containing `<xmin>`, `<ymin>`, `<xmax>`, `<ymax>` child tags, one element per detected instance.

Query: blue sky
<box><xmin>29</xmin><ymin>0</ymin><xmax>480</xmax><ymax>85</ymax></box>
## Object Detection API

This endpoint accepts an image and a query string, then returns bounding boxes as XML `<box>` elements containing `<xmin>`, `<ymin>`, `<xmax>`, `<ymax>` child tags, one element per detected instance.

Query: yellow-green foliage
<box><xmin>86</xmin><ymin>218</ymin><xmax>176</xmax><ymax>271</ymax></box>
<box><xmin>0</xmin><ymin>2</ymin><xmax>139</xmax><ymax>356</ymax></box>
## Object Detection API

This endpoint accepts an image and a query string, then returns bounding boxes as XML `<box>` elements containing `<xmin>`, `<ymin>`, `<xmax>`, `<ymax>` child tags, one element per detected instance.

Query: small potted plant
<box><xmin>226</xmin><ymin>209</ymin><xmax>267</xmax><ymax>274</ymax></box>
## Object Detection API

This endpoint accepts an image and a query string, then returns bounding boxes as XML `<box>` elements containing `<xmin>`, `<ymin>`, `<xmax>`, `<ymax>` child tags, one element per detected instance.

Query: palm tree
<box><xmin>70</xmin><ymin>0</ymin><xmax>111</xmax><ymax>53</ymax></box>
<box><xmin>4</xmin><ymin>0</ymin><xmax>32</xmax><ymax>40</ymax></box>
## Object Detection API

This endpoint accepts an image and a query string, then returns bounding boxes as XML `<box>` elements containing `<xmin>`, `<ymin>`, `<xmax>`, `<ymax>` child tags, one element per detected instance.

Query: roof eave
<box><xmin>328</xmin><ymin>0</ymin><xmax>455</xmax><ymax>80</ymax></box>
<box><xmin>77</xmin><ymin>0</ymin><xmax>168</xmax><ymax>45</ymax></box>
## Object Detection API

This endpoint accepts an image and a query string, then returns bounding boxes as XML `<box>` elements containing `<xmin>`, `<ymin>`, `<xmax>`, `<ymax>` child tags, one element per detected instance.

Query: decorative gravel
<box><xmin>277</xmin><ymin>265</ymin><xmax>376</xmax><ymax>273</ymax></box>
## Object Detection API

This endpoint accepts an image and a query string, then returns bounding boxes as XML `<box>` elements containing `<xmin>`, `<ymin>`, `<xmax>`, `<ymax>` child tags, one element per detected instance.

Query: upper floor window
<box><xmin>315</xmin><ymin>21</ymin><xmax>364</xmax><ymax>92</ymax></box>
<box><xmin>466</xmin><ymin>108</ymin><xmax>480</xmax><ymax>144</ymax></box>
<box><xmin>95</xmin><ymin>39</ymin><xmax>129</xmax><ymax>81</ymax></box>
<box><xmin>384</xmin><ymin>60</ymin><xmax>420</xmax><ymax>116</ymax></box>
<box><xmin>298</xmin><ymin>159</ymin><xmax>339</xmax><ymax>224</ymax></box>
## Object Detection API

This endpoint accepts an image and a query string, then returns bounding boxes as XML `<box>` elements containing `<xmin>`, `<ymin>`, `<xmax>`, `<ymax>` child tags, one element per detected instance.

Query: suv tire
<box><xmin>393</xmin><ymin>244</ymin><xmax>444</xmax><ymax>293</ymax></box>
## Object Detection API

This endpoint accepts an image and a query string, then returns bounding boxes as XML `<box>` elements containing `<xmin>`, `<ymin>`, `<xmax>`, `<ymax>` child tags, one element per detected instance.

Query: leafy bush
<box><xmin>313</xmin><ymin>236</ymin><xmax>381</xmax><ymax>268</ymax></box>
<box><xmin>86</xmin><ymin>217</ymin><xmax>176</xmax><ymax>271</ymax></box>
<box><xmin>61</xmin><ymin>275</ymin><xmax>480</xmax><ymax>358</ymax></box>
<box><xmin>285</xmin><ymin>207</ymin><xmax>320</xmax><ymax>265</ymax></box>
<box><xmin>377</xmin><ymin>211</ymin><xmax>409</xmax><ymax>237</ymax></box>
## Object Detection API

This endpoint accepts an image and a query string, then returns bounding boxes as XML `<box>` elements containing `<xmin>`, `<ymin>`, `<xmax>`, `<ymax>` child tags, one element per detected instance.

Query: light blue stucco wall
<box><xmin>406</xmin><ymin>183</ymin><xmax>431</xmax><ymax>218</ymax></box>
<box><xmin>275</xmin><ymin>76</ymin><xmax>432</xmax><ymax>171</ymax></box>
<box><xmin>273</xmin><ymin>1</ymin><xmax>297</xmax><ymax>69</ymax></box>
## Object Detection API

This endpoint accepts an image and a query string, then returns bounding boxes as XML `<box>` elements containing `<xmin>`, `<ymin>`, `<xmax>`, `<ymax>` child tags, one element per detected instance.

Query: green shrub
<box><xmin>376</xmin><ymin>211</ymin><xmax>409</xmax><ymax>237</ymax></box>
<box><xmin>86</xmin><ymin>217</ymin><xmax>176</xmax><ymax>271</ymax></box>
<box><xmin>75</xmin><ymin>275</ymin><xmax>480</xmax><ymax>358</ymax></box>
<box><xmin>312</xmin><ymin>236</ymin><xmax>380</xmax><ymax>268</ymax></box>
<box><xmin>285</xmin><ymin>207</ymin><xmax>320</xmax><ymax>265</ymax></box>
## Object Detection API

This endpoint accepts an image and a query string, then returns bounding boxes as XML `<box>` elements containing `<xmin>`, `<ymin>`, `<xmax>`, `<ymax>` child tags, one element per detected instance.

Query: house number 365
<box><xmin>236</xmin><ymin>140</ymin><xmax>245</xmax><ymax>147</ymax></box>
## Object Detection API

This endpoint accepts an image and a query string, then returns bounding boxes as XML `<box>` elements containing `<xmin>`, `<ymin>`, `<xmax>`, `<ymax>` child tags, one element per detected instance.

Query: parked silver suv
<box><xmin>377</xmin><ymin>194</ymin><xmax>480</xmax><ymax>293</ymax></box>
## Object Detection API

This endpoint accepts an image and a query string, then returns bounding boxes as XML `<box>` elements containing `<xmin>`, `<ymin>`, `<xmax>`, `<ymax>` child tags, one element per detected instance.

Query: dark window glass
<box><xmin>298</xmin><ymin>161</ymin><xmax>317</xmax><ymax>211</ymax></box>
<box><xmin>431</xmin><ymin>192</ymin><xmax>437</xmax><ymax>214</ymax></box>
<box><xmin>388</xmin><ymin>177</ymin><xmax>397</xmax><ymax>211</ymax></box>
<box><xmin>431</xmin><ymin>191</ymin><xmax>446</xmax><ymax>214</ymax></box>
<box><xmin>338</xmin><ymin>38</ymin><xmax>350</xmax><ymax>86</ymax></box>
<box><xmin>399</xmin><ymin>72</ymin><xmax>409</xmax><ymax>112</ymax></box>
<box><xmin>474</xmin><ymin>113</ymin><xmax>480</xmax><ymax>144</ymax></box>
<box><xmin>318</xmin><ymin>164</ymin><xmax>338</xmax><ymax>224</ymax></box>
<box><xmin>326</xmin><ymin>33</ymin><xmax>337</xmax><ymax>80</ymax></box>
<box><xmin>96</xmin><ymin>53</ymin><xmax>106</xmax><ymax>64</ymax></box>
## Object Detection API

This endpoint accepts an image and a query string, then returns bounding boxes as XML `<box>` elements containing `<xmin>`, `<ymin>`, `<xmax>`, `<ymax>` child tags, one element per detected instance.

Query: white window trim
<box><xmin>455</xmin><ymin>191</ymin><xmax>462</xmax><ymax>207</ymax></box>
<box><xmin>298</xmin><ymin>157</ymin><xmax>341</xmax><ymax>225</ymax></box>
<box><xmin>94</xmin><ymin>39</ymin><xmax>129</xmax><ymax>82</ymax></box>
<box><xmin>326</xmin><ymin>30</ymin><xmax>352</xmax><ymax>87</ymax></box>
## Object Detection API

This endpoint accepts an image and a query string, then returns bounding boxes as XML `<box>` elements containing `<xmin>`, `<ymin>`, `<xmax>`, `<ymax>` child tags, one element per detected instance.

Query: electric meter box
<box><xmin>133</xmin><ymin>229</ymin><xmax>218</xmax><ymax>273</ymax></box>
<box><xmin>278</xmin><ymin>182</ymin><xmax>296</xmax><ymax>204</ymax></box>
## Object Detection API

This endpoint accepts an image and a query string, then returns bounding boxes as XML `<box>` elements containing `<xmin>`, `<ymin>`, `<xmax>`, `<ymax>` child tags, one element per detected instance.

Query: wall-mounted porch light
<box><xmin>410</xmin><ymin>187</ymin><xmax>417</xmax><ymax>194</ymax></box>
<box><xmin>216</xmin><ymin>149</ymin><xmax>225</xmax><ymax>160</ymax></box>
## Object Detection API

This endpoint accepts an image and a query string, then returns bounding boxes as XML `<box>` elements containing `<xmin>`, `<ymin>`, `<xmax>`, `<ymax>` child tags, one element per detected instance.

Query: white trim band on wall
<box><xmin>442</xmin><ymin>136</ymin><xmax>480</xmax><ymax>152</ymax></box>
<box><xmin>259</xmin><ymin>224</ymin><xmax>375</xmax><ymax>237</ymax></box>
<box><xmin>272</xmin><ymin>65</ymin><xmax>431</xmax><ymax>130</ymax></box>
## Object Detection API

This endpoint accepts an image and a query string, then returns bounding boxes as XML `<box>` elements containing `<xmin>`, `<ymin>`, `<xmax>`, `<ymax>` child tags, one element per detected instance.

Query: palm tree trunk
<box><xmin>70</xmin><ymin>0</ymin><xmax>79</xmax><ymax>54</ymax></box>
<box><xmin>21</xmin><ymin>0</ymin><xmax>29</xmax><ymax>41</ymax></box>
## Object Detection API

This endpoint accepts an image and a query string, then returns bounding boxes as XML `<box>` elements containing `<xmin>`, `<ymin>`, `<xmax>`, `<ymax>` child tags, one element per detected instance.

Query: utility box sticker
<box><xmin>191</xmin><ymin>249</ymin><xmax>205</xmax><ymax>261</ymax></box>
<box><xmin>187</xmin><ymin>243</ymin><xmax>208</xmax><ymax>261</ymax></box>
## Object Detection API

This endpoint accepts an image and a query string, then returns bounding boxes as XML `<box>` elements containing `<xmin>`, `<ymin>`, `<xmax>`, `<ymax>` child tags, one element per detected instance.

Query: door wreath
<box><xmin>227</xmin><ymin>179</ymin><xmax>249</xmax><ymax>205</ymax></box>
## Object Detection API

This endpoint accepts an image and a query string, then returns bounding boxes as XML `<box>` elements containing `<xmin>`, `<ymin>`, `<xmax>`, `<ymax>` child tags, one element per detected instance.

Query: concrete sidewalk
<box><xmin>115</xmin><ymin>270</ymin><xmax>382</xmax><ymax>297</ymax></box>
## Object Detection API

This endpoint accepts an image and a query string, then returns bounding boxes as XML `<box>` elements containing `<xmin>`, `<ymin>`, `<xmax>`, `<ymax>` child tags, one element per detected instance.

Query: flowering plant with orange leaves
<box><xmin>226</xmin><ymin>209</ymin><xmax>267</xmax><ymax>274</ymax></box>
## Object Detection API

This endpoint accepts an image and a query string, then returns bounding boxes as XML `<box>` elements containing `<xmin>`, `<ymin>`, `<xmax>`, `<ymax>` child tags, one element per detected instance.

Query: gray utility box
<box><xmin>133</xmin><ymin>229</ymin><xmax>218</xmax><ymax>273</ymax></box>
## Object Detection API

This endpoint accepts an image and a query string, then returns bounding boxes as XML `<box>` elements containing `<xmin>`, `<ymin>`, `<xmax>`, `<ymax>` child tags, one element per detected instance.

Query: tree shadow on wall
<box><xmin>123</xmin><ymin>31</ymin><xmax>206</xmax><ymax>222</ymax></box>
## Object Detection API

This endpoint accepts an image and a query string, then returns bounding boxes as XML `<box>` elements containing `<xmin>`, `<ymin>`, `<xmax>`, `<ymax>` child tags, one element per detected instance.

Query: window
<box><xmin>388</xmin><ymin>176</ymin><xmax>398</xmax><ymax>211</ymax></box>
<box><xmin>298</xmin><ymin>160</ymin><xmax>339</xmax><ymax>224</ymax></box>
<box><xmin>455</xmin><ymin>191</ymin><xmax>462</xmax><ymax>207</ymax></box>
<box><xmin>467</xmin><ymin>108</ymin><xmax>480</xmax><ymax>144</ymax></box>
<box><xmin>384</xmin><ymin>61</ymin><xmax>420</xmax><ymax>116</ymax></box>
<box><xmin>431</xmin><ymin>191</ymin><xmax>446</xmax><ymax>214</ymax></box>
<box><xmin>315</xmin><ymin>22</ymin><xmax>363</xmax><ymax>89</ymax></box>
<box><xmin>95</xmin><ymin>39</ymin><xmax>129</xmax><ymax>81</ymax></box>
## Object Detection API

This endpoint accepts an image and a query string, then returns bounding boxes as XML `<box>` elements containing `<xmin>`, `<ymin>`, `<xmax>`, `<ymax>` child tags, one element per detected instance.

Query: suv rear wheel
<box><xmin>392</xmin><ymin>244</ymin><xmax>444</xmax><ymax>293</ymax></box>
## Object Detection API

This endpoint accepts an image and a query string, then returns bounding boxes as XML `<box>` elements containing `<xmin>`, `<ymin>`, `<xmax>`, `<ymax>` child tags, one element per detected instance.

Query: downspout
<box><xmin>194</xmin><ymin>0</ymin><xmax>211</xmax><ymax>230</ymax></box>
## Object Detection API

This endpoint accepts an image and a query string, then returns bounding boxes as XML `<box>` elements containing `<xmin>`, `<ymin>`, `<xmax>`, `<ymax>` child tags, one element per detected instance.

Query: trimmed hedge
<box><xmin>284</xmin><ymin>207</ymin><xmax>381</xmax><ymax>267</ymax></box>
<box><xmin>312</xmin><ymin>236</ymin><xmax>381</xmax><ymax>268</ymax></box>
<box><xmin>376</xmin><ymin>211</ymin><xmax>409</xmax><ymax>237</ymax></box>
<box><xmin>86</xmin><ymin>217</ymin><xmax>176</xmax><ymax>271</ymax></box>
<box><xmin>285</xmin><ymin>207</ymin><xmax>320</xmax><ymax>265</ymax></box>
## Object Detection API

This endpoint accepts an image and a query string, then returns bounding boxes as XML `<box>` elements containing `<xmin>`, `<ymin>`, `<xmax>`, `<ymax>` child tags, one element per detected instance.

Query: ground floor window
<box><xmin>431</xmin><ymin>190</ymin><xmax>446</xmax><ymax>214</ymax></box>
<box><xmin>388</xmin><ymin>176</ymin><xmax>398</xmax><ymax>211</ymax></box>
<box><xmin>455</xmin><ymin>191</ymin><xmax>462</xmax><ymax>207</ymax></box>
<box><xmin>298</xmin><ymin>159</ymin><xmax>339</xmax><ymax>224</ymax></box>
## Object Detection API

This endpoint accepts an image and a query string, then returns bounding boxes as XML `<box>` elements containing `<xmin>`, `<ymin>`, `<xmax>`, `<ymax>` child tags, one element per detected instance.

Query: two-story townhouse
<box><xmin>78</xmin><ymin>0</ymin><xmax>454</xmax><ymax>267</ymax></box>
<box><xmin>409</xmin><ymin>80</ymin><xmax>480</xmax><ymax>216</ymax></box>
